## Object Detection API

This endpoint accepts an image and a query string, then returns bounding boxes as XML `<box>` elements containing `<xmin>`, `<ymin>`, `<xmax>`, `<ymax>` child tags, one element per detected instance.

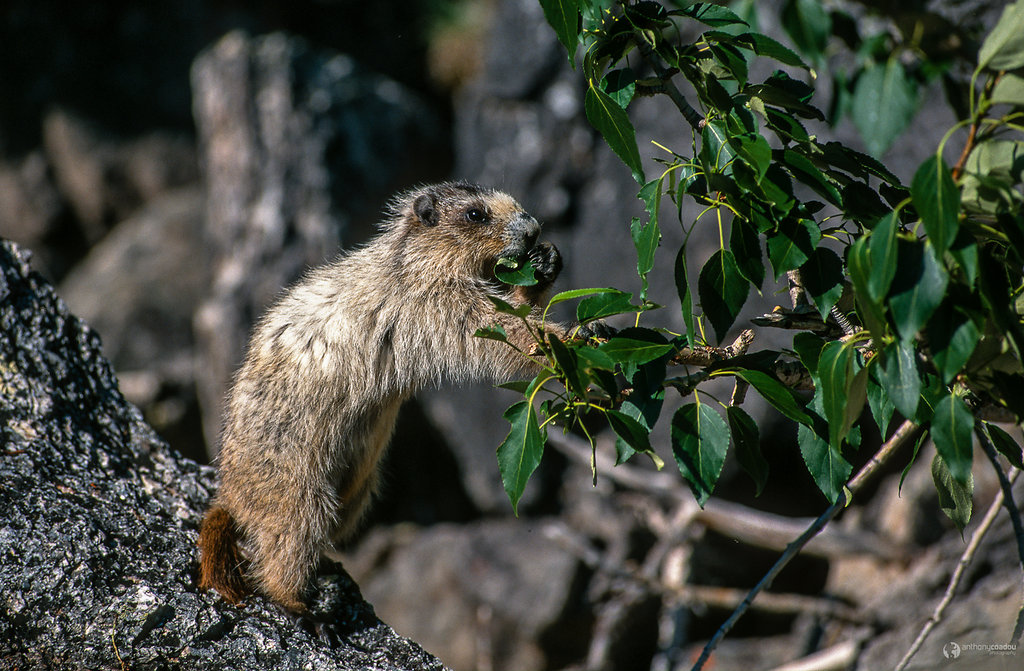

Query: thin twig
<box><xmin>977</xmin><ymin>425</ymin><xmax>1024</xmax><ymax>643</ymax></box>
<box><xmin>893</xmin><ymin>467</ymin><xmax>1020</xmax><ymax>671</ymax></box>
<box><xmin>690</xmin><ymin>419</ymin><xmax>920</xmax><ymax>671</ymax></box>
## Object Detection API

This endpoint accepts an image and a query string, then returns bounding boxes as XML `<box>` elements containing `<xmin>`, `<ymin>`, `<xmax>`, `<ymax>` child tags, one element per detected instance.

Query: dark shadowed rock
<box><xmin>0</xmin><ymin>240</ymin><xmax>445</xmax><ymax>670</ymax></box>
<box><xmin>190</xmin><ymin>31</ymin><xmax>447</xmax><ymax>455</ymax></box>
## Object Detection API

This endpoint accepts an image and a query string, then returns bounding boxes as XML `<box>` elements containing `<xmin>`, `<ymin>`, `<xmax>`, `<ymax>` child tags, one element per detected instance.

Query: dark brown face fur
<box><xmin>406</xmin><ymin>182</ymin><xmax>541</xmax><ymax>279</ymax></box>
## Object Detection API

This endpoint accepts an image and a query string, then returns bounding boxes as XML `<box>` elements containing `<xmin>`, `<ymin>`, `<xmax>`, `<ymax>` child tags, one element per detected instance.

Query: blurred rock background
<box><xmin>2</xmin><ymin>1</ymin><xmax>1021</xmax><ymax>670</ymax></box>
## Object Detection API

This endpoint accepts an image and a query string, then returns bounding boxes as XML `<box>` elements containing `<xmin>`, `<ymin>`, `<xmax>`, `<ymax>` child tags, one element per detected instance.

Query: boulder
<box><xmin>0</xmin><ymin>240</ymin><xmax>445</xmax><ymax>670</ymax></box>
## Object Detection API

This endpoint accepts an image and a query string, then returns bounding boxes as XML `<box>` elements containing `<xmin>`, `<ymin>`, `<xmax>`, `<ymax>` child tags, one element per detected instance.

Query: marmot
<box><xmin>198</xmin><ymin>182</ymin><xmax>566</xmax><ymax>612</ymax></box>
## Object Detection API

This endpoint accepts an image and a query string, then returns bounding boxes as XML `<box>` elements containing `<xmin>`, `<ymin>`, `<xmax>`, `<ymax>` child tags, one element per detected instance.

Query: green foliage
<box><xmin>480</xmin><ymin>0</ymin><xmax>1024</xmax><ymax>522</ymax></box>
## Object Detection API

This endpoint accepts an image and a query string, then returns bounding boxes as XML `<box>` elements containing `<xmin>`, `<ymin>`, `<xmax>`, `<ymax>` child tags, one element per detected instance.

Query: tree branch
<box><xmin>690</xmin><ymin>419</ymin><xmax>921</xmax><ymax>671</ymax></box>
<box><xmin>894</xmin><ymin>466</ymin><xmax>1021</xmax><ymax>671</ymax></box>
<box><xmin>977</xmin><ymin>425</ymin><xmax>1024</xmax><ymax>643</ymax></box>
<box><xmin>545</xmin><ymin>431</ymin><xmax>897</xmax><ymax>559</ymax></box>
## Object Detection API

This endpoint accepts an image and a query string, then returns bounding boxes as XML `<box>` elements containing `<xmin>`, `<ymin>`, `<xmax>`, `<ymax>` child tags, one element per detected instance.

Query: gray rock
<box><xmin>0</xmin><ymin>239</ymin><xmax>445</xmax><ymax>670</ymax></box>
<box><xmin>42</xmin><ymin>109</ymin><xmax>198</xmax><ymax>244</ymax></box>
<box><xmin>0</xmin><ymin>151</ymin><xmax>68</xmax><ymax>275</ymax></box>
<box><xmin>190</xmin><ymin>31</ymin><xmax>445</xmax><ymax>455</ymax></box>
<box><xmin>344</xmin><ymin>520</ymin><xmax>588</xmax><ymax>671</ymax></box>
<box><xmin>58</xmin><ymin>188</ymin><xmax>208</xmax><ymax>463</ymax></box>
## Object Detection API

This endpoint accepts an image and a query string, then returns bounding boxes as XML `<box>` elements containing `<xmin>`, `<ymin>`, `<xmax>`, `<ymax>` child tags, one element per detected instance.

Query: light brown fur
<box><xmin>197</xmin><ymin>182</ymin><xmax>565</xmax><ymax>611</ymax></box>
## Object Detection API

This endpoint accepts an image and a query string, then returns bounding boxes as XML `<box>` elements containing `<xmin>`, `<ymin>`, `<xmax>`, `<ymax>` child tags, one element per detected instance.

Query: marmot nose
<box><xmin>512</xmin><ymin>213</ymin><xmax>540</xmax><ymax>248</ymax></box>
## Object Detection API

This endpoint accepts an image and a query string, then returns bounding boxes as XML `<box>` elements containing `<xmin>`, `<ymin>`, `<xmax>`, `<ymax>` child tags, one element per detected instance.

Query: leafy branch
<box><xmin>486</xmin><ymin>0</ymin><xmax>1024</xmax><ymax>662</ymax></box>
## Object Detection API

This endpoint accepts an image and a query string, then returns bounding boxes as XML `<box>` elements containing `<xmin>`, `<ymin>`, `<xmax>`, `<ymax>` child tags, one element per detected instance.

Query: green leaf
<box><xmin>487</xmin><ymin>295</ymin><xmax>533</xmax><ymax>318</ymax></box>
<box><xmin>599</xmin><ymin>337</ymin><xmax>674</xmax><ymax>366</ymax></box>
<box><xmin>748</xmin><ymin>75</ymin><xmax>824</xmax><ymax>121</ymax></box>
<box><xmin>781</xmin><ymin>150</ymin><xmax>842</xmax><ymax>206</ymax></box>
<box><xmin>586</xmin><ymin>82</ymin><xmax>644</xmax><ymax>183</ymax></box>
<box><xmin>766</xmin><ymin>217</ymin><xmax>820</xmax><ymax>278</ymax></box>
<box><xmin>577</xmin><ymin>289</ymin><xmax>637</xmax><ymax>323</ymax></box>
<box><xmin>698</xmin><ymin>249</ymin><xmax>750</xmax><ymax>343</ymax></box>
<box><xmin>602</xmin><ymin>68</ymin><xmax>636</xmax><ymax>108</ymax></box>
<box><xmin>985</xmin><ymin>423</ymin><xmax>1024</xmax><ymax>469</ymax></box>
<box><xmin>732</xmin><ymin>32</ymin><xmax>809</xmax><ymax>70</ymax></box>
<box><xmin>631</xmin><ymin>213</ymin><xmax>661</xmax><ymax>298</ymax></box>
<box><xmin>977</xmin><ymin>0</ymin><xmax>1024</xmax><ymax>71</ymax></box>
<box><xmin>793</xmin><ymin>332</ymin><xmax>825</xmax><ymax>379</ymax></box>
<box><xmin>927</xmin><ymin>301</ymin><xmax>980</xmax><ymax>385</ymax></box>
<box><xmin>818</xmin><ymin>341</ymin><xmax>865</xmax><ymax>447</ymax></box>
<box><xmin>680</xmin><ymin>3</ymin><xmax>748</xmax><ymax>28</ymax></box>
<box><xmin>880</xmin><ymin>340</ymin><xmax>922</xmax><ymax>421</ymax></box>
<box><xmin>730</xmin><ymin>218</ymin><xmax>765</xmax><ymax>290</ymax></box>
<box><xmin>548</xmin><ymin>287</ymin><xmax>620</xmax><ymax>310</ymax></box>
<box><xmin>822</xmin><ymin>141</ymin><xmax>902</xmax><ymax>185</ymax></box>
<box><xmin>675</xmin><ymin>246</ymin><xmax>696</xmax><ymax>347</ymax></box>
<box><xmin>800</xmin><ymin>247</ymin><xmax>844</xmax><ymax>320</ymax></box>
<box><xmin>931</xmin><ymin>394</ymin><xmax>974</xmax><ymax>485</ymax></box>
<box><xmin>729</xmin><ymin>133</ymin><xmax>772</xmax><ymax>182</ymax></box>
<box><xmin>725</xmin><ymin>368</ymin><xmax>812</xmax><ymax>426</ymax></box>
<box><xmin>931</xmin><ymin>452</ymin><xmax>973</xmax><ymax>534</ymax></box>
<box><xmin>607</xmin><ymin>408</ymin><xmax>654</xmax><ymax>458</ymax></box>
<box><xmin>911</xmin><ymin>156</ymin><xmax>960</xmax><ymax>256</ymax></box>
<box><xmin>548</xmin><ymin>333</ymin><xmax>588</xmax><ymax>398</ymax></box>
<box><xmin>950</xmin><ymin>231</ymin><xmax>979</xmax><ymax>288</ymax></box>
<box><xmin>539</xmin><ymin>0</ymin><xmax>580</xmax><ymax>64</ymax></box>
<box><xmin>497</xmin><ymin>401</ymin><xmax>546</xmax><ymax>515</ymax></box>
<box><xmin>495</xmin><ymin>258</ymin><xmax>539</xmax><ymax>286</ymax></box>
<box><xmin>671</xmin><ymin>402</ymin><xmax>730</xmax><ymax>506</ymax></box>
<box><xmin>866</xmin><ymin>373</ymin><xmax>895</xmax><ymax>436</ymax></box>
<box><xmin>798</xmin><ymin>422</ymin><xmax>852</xmax><ymax>504</ymax></box>
<box><xmin>847</xmin><ymin>237</ymin><xmax>887</xmax><ymax>340</ymax></box>
<box><xmin>888</xmin><ymin>240</ymin><xmax>948</xmax><ymax>342</ymax></box>
<box><xmin>727</xmin><ymin>406</ymin><xmax>768</xmax><ymax>495</ymax></box>
<box><xmin>867</xmin><ymin>212</ymin><xmax>899</xmax><ymax>302</ymax></box>
<box><xmin>700</xmin><ymin>120</ymin><xmax>736</xmax><ymax>173</ymax></box>
<box><xmin>495</xmin><ymin>379</ymin><xmax>531</xmax><ymax>393</ymax></box>
<box><xmin>990</xmin><ymin>73</ymin><xmax>1024</xmax><ymax>106</ymax></box>
<box><xmin>851</xmin><ymin>58</ymin><xmax>918</xmax><ymax>157</ymax></box>
<box><xmin>780</xmin><ymin>0</ymin><xmax>831</xmax><ymax>64</ymax></box>
<box><xmin>576</xmin><ymin>346</ymin><xmax>616</xmax><ymax>372</ymax></box>
<box><xmin>474</xmin><ymin>324</ymin><xmax>509</xmax><ymax>343</ymax></box>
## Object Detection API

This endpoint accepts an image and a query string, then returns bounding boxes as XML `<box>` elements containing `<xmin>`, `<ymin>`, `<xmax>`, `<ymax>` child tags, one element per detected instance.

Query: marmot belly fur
<box><xmin>198</xmin><ymin>182</ymin><xmax>565</xmax><ymax>612</ymax></box>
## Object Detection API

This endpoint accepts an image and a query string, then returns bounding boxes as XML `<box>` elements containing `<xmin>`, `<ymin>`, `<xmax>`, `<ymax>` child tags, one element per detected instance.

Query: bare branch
<box><xmin>977</xmin><ymin>425</ymin><xmax>1024</xmax><ymax>643</ymax></box>
<box><xmin>668</xmin><ymin>328</ymin><xmax>755</xmax><ymax>367</ymax></box>
<box><xmin>545</xmin><ymin>432</ymin><xmax>897</xmax><ymax>560</ymax></box>
<box><xmin>786</xmin><ymin>269</ymin><xmax>809</xmax><ymax>310</ymax></box>
<box><xmin>766</xmin><ymin>638</ymin><xmax>863</xmax><ymax>671</ymax></box>
<box><xmin>690</xmin><ymin>419</ymin><xmax>921</xmax><ymax>671</ymax></box>
<box><xmin>544</xmin><ymin>522</ymin><xmax>867</xmax><ymax>623</ymax></box>
<box><xmin>894</xmin><ymin>467</ymin><xmax>1021</xmax><ymax>671</ymax></box>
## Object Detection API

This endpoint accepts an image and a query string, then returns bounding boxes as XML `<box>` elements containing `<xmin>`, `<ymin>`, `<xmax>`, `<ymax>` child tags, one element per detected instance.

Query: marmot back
<box><xmin>198</xmin><ymin>182</ymin><xmax>566</xmax><ymax>611</ymax></box>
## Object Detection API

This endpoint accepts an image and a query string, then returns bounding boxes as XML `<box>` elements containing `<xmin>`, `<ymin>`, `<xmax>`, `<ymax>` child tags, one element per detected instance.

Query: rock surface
<box><xmin>0</xmin><ymin>240</ymin><xmax>445</xmax><ymax>670</ymax></box>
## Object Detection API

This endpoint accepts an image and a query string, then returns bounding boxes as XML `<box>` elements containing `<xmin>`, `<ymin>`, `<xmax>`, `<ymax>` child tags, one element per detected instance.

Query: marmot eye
<box><xmin>466</xmin><ymin>208</ymin><xmax>486</xmax><ymax>223</ymax></box>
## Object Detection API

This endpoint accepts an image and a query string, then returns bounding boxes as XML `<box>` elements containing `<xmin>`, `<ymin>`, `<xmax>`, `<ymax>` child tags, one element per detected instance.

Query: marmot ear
<box><xmin>413</xmin><ymin>193</ymin><xmax>438</xmax><ymax>227</ymax></box>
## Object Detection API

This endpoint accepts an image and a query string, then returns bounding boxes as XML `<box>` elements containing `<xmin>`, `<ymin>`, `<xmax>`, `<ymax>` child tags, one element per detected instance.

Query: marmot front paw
<box><xmin>529</xmin><ymin>242</ymin><xmax>563</xmax><ymax>288</ymax></box>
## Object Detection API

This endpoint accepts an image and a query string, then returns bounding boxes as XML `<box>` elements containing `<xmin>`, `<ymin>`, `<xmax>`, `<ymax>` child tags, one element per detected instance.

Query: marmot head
<box><xmin>389</xmin><ymin>182</ymin><xmax>543</xmax><ymax>280</ymax></box>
